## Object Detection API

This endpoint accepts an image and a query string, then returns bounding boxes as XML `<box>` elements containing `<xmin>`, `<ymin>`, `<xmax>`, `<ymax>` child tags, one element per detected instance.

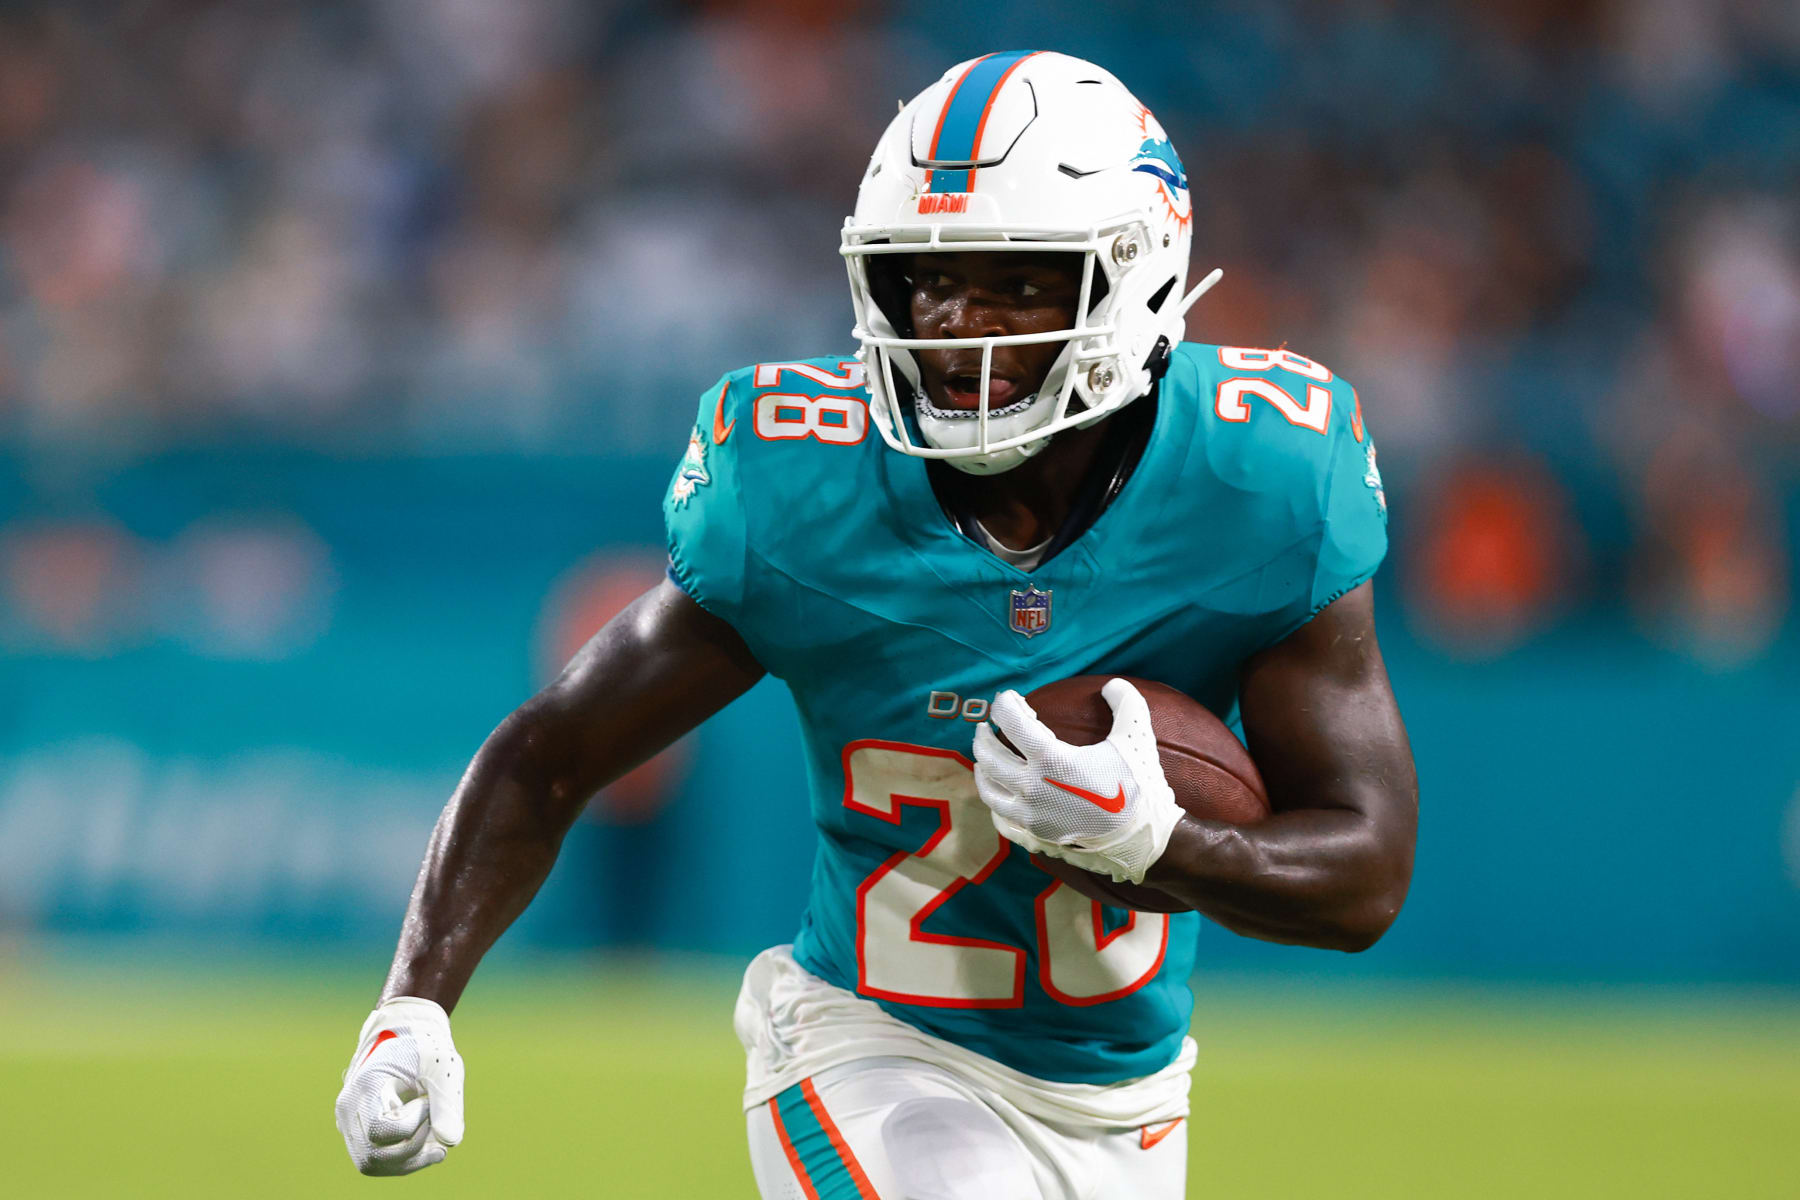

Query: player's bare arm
<box><xmin>334</xmin><ymin>580</ymin><xmax>760</xmax><ymax>1175</ymax></box>
<box><xmin>1140</xmin><ymin>581</ymin><xmax>1417</xmax><ymax>951</ymax></box>
<box><xmin>384</xmin><ymin>578</ymin><xmax>764</xmax><ymax>1011</ymax></box>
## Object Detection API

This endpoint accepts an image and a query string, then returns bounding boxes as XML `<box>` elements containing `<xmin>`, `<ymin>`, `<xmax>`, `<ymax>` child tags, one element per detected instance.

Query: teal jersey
<box><xmin>665</xmin><ymin>343</ymin><xmax>1387</xmax><ymax>1084</ymax></box>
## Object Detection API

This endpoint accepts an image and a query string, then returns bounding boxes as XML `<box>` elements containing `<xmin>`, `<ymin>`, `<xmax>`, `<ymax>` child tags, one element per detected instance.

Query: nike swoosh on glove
<box><xmin>972</xmin><ymin>678</ymin><xmax>1184</xmax><ymax>885</ymax></box>
<box><xmin>335</xmin><ymin>996</ymin><xmax>465</xmax><ymax>1176</ymax></box>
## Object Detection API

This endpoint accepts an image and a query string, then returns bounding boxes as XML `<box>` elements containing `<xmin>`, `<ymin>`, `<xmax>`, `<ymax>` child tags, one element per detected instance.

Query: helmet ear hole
<box><xmin>1146</xmin><ymin>276</ymin><xmax>1176</xmax><ymax>313</ymax></box>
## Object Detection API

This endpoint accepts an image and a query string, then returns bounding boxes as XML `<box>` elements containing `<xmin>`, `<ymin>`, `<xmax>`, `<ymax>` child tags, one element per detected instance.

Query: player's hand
<box><xmin>972</xmin><ymin>678</ymin><xmax>1183</xmax><ymax>884</ymax></box>
<box><xmin>335</xmin><ymin>996</ymin><xmax>465</xmax><ymax>1176</ymax></box>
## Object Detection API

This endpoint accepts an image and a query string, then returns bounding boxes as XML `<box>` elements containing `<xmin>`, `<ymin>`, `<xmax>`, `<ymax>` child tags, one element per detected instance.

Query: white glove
<box><xmin>972</xmin><ymin>679</ymin><xmax>1184</xmax><ymax>885</ymax></box>
<box><xmin>335</xmin><ymin>996</ymin><xmax>465</xmax><ymax>1176</ymax></box>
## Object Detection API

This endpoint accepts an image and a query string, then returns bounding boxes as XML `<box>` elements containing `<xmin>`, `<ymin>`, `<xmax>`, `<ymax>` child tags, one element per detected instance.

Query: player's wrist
<box><xmin>1139</xmin><ymin>784</ymin><xmax>1183</xmax><ymax>874</ymax></box>
<box><xmin>358</xmin><ymin>996</ymin><xmax>451</xmax><ymax>1044</ymax></box>
<box><xmin>1085</xmin><ymin>797</ymin><xmax>1181</xmax><ymax>884</ymax></box>
<box><xmin>1102</xmin><ymin>738</ymin><xmax>1182</xmax><ymax>882</ymax></box>
<box><xmin>372</xmin><ymin>995</ymin><xmax>451</xmax><ymax>1021</ymax></box>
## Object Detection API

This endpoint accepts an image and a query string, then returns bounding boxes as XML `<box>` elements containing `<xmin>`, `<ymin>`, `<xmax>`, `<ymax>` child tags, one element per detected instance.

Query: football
<box><xmin>1018</xmin><ymin>675</ymin><xmax>1269</xmax><ymax>912</ymax></box>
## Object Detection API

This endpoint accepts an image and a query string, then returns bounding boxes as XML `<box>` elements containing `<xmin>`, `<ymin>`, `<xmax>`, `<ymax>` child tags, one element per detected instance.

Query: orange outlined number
<box><xmin>753</xmin><ymin>393</ymin><xmax>869</xmax><ymax>445</ymax></box>
<box><xmin>843</xmin><ymin>740</ymin><xmax>1169</xmax><ymax>1009</ymax></box>
<box><xmin>1214</xmin><ymin>346</ymin><xmax>1336</xmax><ymax>436</ymax></box>
<box><xmin>1035</xmin><ymin>881</ymin><xmax>1168</xmax><ymax>1006</ymax></box>
<box><xmin>844</xmin><ymin>740</ymin><xmax>1024</xmax><ymax>1008</ymax></box>
<box><xmin>1218</xmin><ymin>346</ymin><xmax>1332</xmax><ymax>380</ymax></box>
<box><xmin>753</xmin><ymin>360</ymin><xmax>865</xmax><ymax>390</ymax></box>
<box><xmin>750</xmin><ymin>361</ymin><xmax>869</xmax><ymax>445</ymax></box>
<box><xmin>1216</xmin><ymin>378</ymin><xmax>1332</xmax><ymax>434</ymax></box>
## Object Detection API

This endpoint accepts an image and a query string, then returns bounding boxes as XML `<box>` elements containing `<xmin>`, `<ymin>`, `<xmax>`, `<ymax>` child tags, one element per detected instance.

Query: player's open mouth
<box><xmin>941</xmin><ymin>373</ymin><xmax>1021</xmax><ymax>411</ymax></box>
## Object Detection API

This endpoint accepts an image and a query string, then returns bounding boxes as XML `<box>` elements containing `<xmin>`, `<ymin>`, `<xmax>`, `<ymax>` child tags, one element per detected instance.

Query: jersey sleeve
<box><xmin>1192</xmin><ymin>350</ymin><xmax>1389</xmax><ymax>649</ymax></box>
<box><xmin>1309</xmin><ymin>380</ymin><xmax>1387</xmax><ymax>612</ymax></box>
<box><xmin>664</xmin><ymin>372</ymin><xmax>751</xmax><ymax>630</ymax></box>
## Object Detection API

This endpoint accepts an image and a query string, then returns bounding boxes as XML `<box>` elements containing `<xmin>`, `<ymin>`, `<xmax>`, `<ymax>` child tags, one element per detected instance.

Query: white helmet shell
<box><xmin>842</xmin><ymin>51</ymin><xmax>1212</xmax><ymax>474</ymax></box>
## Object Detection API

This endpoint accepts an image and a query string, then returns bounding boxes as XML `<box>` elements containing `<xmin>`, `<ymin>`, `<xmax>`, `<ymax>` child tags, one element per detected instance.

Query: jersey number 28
<box><xmin>844</xmin><ymin>740</ymin><xmax>1169</xmax><ymax>1009</ymax></box>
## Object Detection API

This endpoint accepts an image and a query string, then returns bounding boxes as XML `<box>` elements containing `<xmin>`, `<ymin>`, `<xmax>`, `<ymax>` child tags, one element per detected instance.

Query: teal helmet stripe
<box><xmin>926</xmin><ymin>50</ymin><xmax>1039</xmax><ymax>194</ymax></box>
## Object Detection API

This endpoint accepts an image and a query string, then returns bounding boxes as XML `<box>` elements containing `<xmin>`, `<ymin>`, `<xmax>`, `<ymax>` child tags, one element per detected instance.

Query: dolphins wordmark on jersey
<box><xmin>664</xmin><ymin>342</ymin><xmax>1386</xmax><ymax>1084</ymax></box>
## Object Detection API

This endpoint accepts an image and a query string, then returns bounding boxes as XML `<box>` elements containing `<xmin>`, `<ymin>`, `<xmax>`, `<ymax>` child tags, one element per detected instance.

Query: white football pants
<box><xmin>744</xmin><ymin>1055</ymin><xmax>1187</xmax><ymax>1200</ymax></box>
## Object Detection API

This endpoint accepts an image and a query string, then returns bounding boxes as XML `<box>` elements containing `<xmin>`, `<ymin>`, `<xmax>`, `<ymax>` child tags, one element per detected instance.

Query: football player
<box><xmin>336</xmin><ymin>51</ymin><xmax>1418</xmax><ymax>1199</ymax></box>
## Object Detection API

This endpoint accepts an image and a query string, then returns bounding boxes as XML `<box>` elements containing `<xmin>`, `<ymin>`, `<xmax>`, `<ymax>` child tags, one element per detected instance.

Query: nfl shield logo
<box><xmin>1009</xmin><ymin>586</ymin><xmax>1053</xmax><ymax>638</ymax></box>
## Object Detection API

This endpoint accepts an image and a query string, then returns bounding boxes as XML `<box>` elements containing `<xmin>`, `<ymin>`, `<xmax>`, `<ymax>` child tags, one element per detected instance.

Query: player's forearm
<box><xmin>1143</xmin><ymin>802</ymin><xmax>1412</xmax><ymax>951</ymax></box>
<box><xmin>380</xmin><ymin>709</ymin><xmax>588</xmax><ymax>1011</ymax></box>
<box><xmin>374</xmin><ymin>582</ymin><xmax>765</xmax><ymax>1011</ymax></box>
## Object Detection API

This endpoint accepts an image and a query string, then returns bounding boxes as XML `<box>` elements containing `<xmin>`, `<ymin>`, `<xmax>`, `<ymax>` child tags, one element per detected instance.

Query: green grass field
<box><xmin>2</xmin><ymin>948</ymin><xmax>1795</xmax><ymax>1199</ymax></box>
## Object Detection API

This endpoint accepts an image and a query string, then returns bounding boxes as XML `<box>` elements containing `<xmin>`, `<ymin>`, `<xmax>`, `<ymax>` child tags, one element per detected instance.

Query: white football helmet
<box><xmin>842</xmin><ymin>50</ymin><xmax>1221</xmax><ymax>475</ymax></box>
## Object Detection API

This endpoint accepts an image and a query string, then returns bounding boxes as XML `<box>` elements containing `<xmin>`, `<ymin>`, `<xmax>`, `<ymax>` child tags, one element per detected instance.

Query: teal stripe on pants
<box><xmin>774</xmin><ymin>1084</ymin><xmax>867</xmax><ymax>1199</ymax></box>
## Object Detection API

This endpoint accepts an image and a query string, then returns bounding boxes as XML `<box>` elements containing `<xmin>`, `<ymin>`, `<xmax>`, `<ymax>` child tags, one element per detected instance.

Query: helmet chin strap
<box><xmin>915</xmin><ymin>387</ymin><xmax>1056</xmax><ymax>475</ymax></box>
<box><xmin>874</xmin><ymin>344</ymin><xmax>1060</xmax><ymax>475</ymax></box>
<box><xmin>914</xmin><ymin>338</ymin><xmax>1078</xmax><ymax>475</ymax></box>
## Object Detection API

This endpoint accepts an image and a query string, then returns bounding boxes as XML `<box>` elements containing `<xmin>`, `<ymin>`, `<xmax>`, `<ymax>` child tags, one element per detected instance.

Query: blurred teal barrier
<box><xmin>1</xmin><ymin>450</ymin><xmax>1796</xmax><ymax>982</ymax></box>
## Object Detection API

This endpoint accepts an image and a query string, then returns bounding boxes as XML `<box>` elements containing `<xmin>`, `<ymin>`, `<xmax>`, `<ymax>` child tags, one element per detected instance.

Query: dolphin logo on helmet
<box><xmin>1131</xmin><ymin>137</ymin><xmax>1188</xmax><ymax>196</ymax></box>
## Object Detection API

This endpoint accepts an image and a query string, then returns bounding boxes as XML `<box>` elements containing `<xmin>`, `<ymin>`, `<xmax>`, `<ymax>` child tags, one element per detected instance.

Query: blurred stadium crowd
<box><xmin>1</xmin><ymin>0</ymin><xmax>1797</xmax><ymax>665</ymax></box>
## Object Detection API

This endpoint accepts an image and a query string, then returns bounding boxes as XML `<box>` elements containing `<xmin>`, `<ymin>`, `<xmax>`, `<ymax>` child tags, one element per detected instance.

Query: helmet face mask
<box><xmin>841</xmin><ymin>51</ymin><xmax>1209</xmax><ymax>475</ymax></box>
